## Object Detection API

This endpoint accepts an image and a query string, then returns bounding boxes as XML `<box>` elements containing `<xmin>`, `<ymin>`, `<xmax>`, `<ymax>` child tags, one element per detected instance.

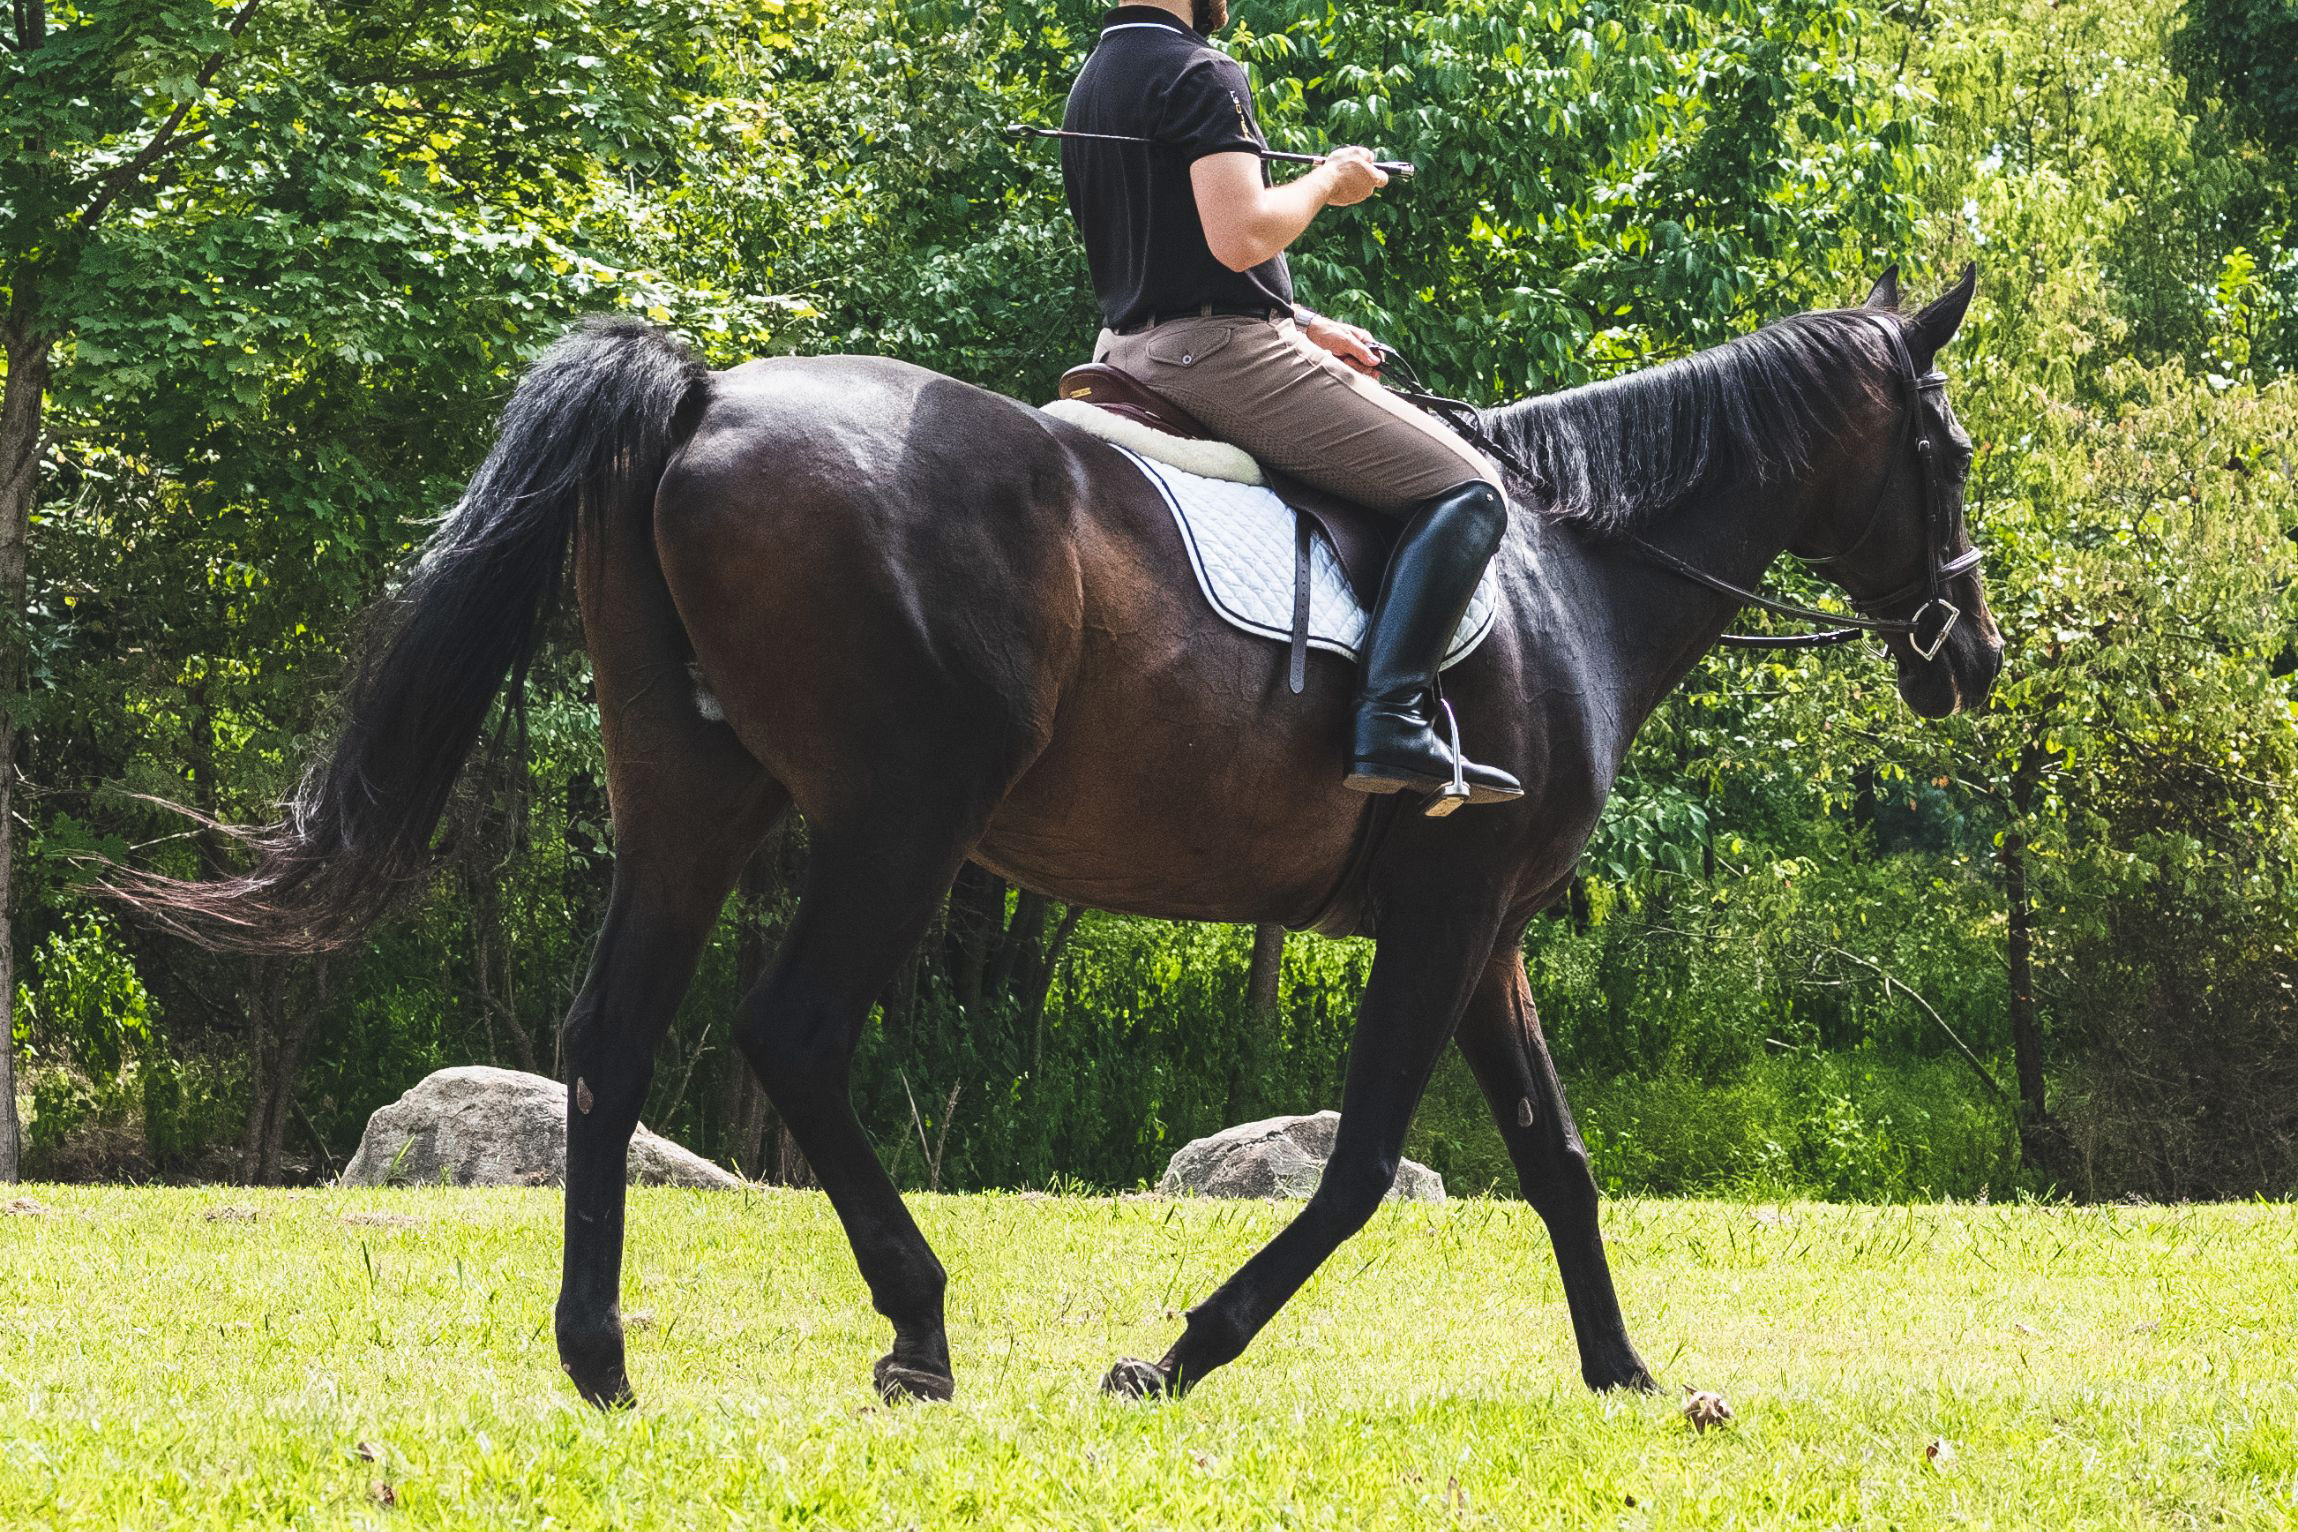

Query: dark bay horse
<box><xmin>117</xmin><ymin>267</ymin><xmax>2000</xmax><ymax>1408</ymax></box>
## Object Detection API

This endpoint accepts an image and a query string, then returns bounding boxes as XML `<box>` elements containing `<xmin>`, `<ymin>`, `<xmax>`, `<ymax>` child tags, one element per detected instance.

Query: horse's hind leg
<box><xmin>554</xmin><ymin>705</ymin><xmax>785</xmax><ymax>1408</ymax></box>
<box><xmin>732</xmin><ymin>808</ymin><xmax>987</xmax><ymax>1402</ymax></box>
<box><xmin>1107</xmin><ymin>899</ymin><xmax>1503</xmax><ymax>1398</ymax></box>
<box><xmin>1453</xmin><ymin>944</ymin><xmax>1655</xmax><ymax>1392</ymax></box>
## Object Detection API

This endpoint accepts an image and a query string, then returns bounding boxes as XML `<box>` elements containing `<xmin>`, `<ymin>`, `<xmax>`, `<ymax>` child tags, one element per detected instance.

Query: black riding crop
<box><xmin>1004</xmin><ymin>123</ymin><xmax>1415</xmax><ymax>180</ymax></box>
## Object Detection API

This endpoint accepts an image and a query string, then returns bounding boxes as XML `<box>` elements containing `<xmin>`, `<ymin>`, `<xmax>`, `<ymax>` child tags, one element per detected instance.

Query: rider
<box><xmin>1059</xmin><ymin>0</ymin><xmax>1522</xmax><ymax>808</ymax></box>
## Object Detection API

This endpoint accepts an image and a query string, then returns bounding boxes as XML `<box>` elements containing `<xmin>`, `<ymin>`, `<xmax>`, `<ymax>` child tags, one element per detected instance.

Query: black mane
<box><xmin>1480</xmin><ymin>308</ymin><xmax>1897</xmax><ymax>536</ymax></box>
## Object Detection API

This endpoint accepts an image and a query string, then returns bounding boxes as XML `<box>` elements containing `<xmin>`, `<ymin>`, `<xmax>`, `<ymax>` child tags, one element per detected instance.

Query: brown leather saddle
<box><xmin>1057</xmin><ymin>363</ymin><xmax>1403</xmax><ymax>694</ymax></box>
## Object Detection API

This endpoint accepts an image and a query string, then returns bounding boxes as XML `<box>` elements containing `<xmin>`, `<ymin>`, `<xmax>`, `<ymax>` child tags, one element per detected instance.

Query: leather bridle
<box><xmin>1383</xmin><ymin>317</ymin><xmax>1982</xmax><ymax>660</ymax></box>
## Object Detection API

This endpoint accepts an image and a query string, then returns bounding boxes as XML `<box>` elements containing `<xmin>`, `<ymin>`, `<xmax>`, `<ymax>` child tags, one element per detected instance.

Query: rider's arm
<box><xmin>1191</xmin><ymin>147</ymin><xmax>1386</xmax><ymax>272</ymax></box>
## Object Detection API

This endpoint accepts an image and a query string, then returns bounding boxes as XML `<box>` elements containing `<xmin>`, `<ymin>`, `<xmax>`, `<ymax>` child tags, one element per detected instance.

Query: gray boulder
<box><xmin>1156</xmin><ymin>1111</ymin><xmax>1445</xmax><ymax>1202</ymax></box>
<box><xmin>339</xmin><ymin>1065</ymin><xmax>740</xmax><ymax>1190</ymax></box>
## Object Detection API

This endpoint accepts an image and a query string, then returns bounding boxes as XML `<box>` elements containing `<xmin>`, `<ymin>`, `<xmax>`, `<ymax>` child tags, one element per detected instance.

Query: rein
<box><xmin>1377</xmin><ymin>322</ymin><xmax>1978</xmax><ymax>658</ymax></box>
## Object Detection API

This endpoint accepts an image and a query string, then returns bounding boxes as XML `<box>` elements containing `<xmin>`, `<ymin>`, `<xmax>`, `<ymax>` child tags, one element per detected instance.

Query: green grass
<box><xmin>3</xmin><ymin>1187</ymin><xmax>2293</xmax><ymax>1528</ymax></box>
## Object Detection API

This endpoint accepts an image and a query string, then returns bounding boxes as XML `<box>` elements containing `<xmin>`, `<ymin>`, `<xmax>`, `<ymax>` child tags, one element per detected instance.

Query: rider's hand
<box><xmin>1317</xmin><ymin>145</ymin><xmax>1388</xmax><ymax>208</ymax></box>
<box><xmin>1302</xmin><ymin>313</ymin><xmax>1385</xmax><ymax>376</ymax></box>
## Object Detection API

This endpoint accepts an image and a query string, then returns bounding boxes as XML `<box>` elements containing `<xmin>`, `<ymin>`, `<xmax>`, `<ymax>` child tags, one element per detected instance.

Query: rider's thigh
<box><xmin>1109</xmin><ymin>316</ymin><xmax>1498</xmax><ymax>514</ymax></box>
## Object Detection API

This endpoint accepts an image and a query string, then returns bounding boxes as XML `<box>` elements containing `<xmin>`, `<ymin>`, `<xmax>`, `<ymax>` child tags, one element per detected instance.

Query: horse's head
<box><xmin>1795</xmin><ymin>265</ymin><xmax>2003</xmax><ymax>718</ymax></box>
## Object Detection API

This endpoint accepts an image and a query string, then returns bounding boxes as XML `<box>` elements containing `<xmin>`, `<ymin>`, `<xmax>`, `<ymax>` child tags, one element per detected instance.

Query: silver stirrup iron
<box><xmin>1424</xmin><ymin>698</ymin><xmax>1471</xmax><ymax>818</ymax></box>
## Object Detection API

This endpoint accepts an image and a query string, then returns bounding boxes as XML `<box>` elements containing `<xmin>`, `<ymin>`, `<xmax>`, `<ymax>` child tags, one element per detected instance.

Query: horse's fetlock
<box><xmin>1178</xmin><ymin>1303</ymin><xmax>1251</xmax><ymax>1369</ymax></box>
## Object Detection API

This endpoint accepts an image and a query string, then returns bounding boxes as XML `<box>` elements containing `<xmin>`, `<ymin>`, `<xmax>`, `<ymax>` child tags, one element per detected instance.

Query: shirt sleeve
<box><xmin>1159</xmin><ymin>54</ymin><xmax>1266</xmax><ymax>165</ymax></box>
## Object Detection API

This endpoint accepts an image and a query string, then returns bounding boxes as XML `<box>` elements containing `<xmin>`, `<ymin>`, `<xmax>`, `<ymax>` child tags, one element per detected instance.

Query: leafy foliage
<box><xmin>6</xmin><ymin>0</ymin><xmax>2296</xmax><ymax>1200</ymax></box>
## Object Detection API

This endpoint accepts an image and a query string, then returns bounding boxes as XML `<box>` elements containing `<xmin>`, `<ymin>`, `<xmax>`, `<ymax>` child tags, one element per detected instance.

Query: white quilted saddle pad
<box><xmin>1106</xmin><ymin>445</ymin><xmax>1500</xmax><ymax>671</ymax></box>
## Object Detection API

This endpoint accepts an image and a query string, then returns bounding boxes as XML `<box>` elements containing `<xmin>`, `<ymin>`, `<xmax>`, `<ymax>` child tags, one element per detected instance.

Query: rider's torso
<box><xmin>1060</xmin><ymin>6</ymin><xmax>1294</xmax><ymax>332</ymax></box>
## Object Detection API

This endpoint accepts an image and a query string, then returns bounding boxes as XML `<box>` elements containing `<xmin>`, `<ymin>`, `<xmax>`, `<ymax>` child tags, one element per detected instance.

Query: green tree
<box><xmin>1</xmin><ymin>0</ymin><xmax>792</xmax><ymax>1178</ymax></box>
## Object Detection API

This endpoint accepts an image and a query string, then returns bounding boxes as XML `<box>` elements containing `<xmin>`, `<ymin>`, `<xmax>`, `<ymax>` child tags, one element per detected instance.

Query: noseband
<box><xmin>1384</xmin><ymin>317</ymin><xmax>1982</xmax><ymax>660</ymax></box>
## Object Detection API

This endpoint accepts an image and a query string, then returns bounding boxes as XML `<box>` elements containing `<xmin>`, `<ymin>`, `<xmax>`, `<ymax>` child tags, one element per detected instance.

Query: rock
<box><xmin>1154</xmin><ymin>1111</ymin><xmax>1445</xmax><ymax>1202</ymax></box>
<box><xmin>339</xmin><ymin>1066</ymin><xmax>740</xmax><ymax>1190</ymax></box>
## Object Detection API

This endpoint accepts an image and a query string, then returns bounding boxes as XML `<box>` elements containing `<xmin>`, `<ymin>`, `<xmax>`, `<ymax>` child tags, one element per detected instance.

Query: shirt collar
<box><xmin>1101</xmin><ymin>6</ymin><xmax>1197</xmax><ymax>38</ymax></box>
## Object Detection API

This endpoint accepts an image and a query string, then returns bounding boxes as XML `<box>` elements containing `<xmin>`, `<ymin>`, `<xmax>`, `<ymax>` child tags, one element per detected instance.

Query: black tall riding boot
<box><xmin>1344</xmin><ymin>481</ymin><xmax>1524</xmax><ymax>812</ymax></box>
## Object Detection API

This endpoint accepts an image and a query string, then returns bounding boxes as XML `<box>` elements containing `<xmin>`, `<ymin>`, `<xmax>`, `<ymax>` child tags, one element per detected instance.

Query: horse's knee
<box><xmin>557</xmin><ymin>1024</ymin><xmax>652</xmax><ymax>1137</ymax></box>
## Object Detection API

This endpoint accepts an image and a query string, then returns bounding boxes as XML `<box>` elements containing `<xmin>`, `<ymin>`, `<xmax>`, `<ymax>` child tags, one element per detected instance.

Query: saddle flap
<box><xmin>1096</xmin><ymin>445</ymin><xmax>1500</xmax><ymax>678</ymax></box>
<box><xmin>1261</xmin><ymin>468</ymin><xmax>1399</xmax><ymax>605</ymax></box>
<box><xmin>1057</xmin><ymin>364</ymin><xmax>1214</xmax><ymax>441</ymax></box>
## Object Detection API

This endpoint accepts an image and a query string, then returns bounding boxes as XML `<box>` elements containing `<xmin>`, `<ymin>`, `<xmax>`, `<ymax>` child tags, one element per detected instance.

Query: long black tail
<box><xmin>109</xmin><ymin>317</ymin><xmax>707</xmax><ymax>952</ymax></box>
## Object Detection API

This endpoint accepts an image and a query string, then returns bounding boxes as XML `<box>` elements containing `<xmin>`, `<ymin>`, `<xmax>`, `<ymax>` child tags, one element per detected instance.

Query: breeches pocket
<box><xmin>1138</xmin><ymin>317</ymin><xmax>1257</xmax><ymax>371</ymax></box>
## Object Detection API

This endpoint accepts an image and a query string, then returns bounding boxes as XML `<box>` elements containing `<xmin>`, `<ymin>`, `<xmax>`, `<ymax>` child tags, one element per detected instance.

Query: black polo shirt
<box><xmin>1060</xmin><ymin>6</ymin><xmax>1295</xmax><ymax>332</ymax></box>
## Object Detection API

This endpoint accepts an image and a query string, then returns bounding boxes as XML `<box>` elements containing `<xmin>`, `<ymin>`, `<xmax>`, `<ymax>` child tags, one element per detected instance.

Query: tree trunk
<box><xmin>1227</xmin><ymin>922</ymin><xmax>1287</xmax><ymax>1122</ymax></box>
<box><xmin>237</xmin><ymin>962</ymin><xmax>270</xmax><ymax>1177</ymax></box>
<box><xmin>465</xmin><ymin>863</ymin><xmax>538</xmax><ymax>1075</ymax></box>
<box><xmin>1021</xmin><ymin>904</ymin><xmax>1082</xmax><ymax>1074</ymax></box>
<box><xmin>1245</xmin><ymin>924</ymin><xmax>1285</xmax><ymax>1020</ymax></box>
<box><xmin>985</xmin><ymin>891</ymin><xmax>1049</xmax><ymax>1005</ymax></box>
<box><xmin>240</xmin><ymin>958</ymin><xmax>324</xmax><ymax>1185</ymax></box>
<box><xmin>720</xmin><ymin>840</ymin><xmax>810</xmax><ymax>1185</ymax></box>
<box><xmin>257</xmin><ymin>961</ymin><xmax>325</xmax><ymax>1184</ymax></box>
<box><xmin>723</xmin><ymin>850</ymin><xmax>775</xmax><ymax>1176</ymax></box>
<box><xmin>2000</xmin><ymin>824</ymin><xmax>2061</xmax><ymax>1176</ymax></box>
<box><xmin>945</xmin><ymin>865</ymin><xmax>1006</xmax><ymax>1017</ymax></box>
<box><xmin>461</xmin><ymin>737</ymin><xmax>537</xmax><ymax>1075</ymax></box>
<box><xmin>2000</xmin><ymin>739</ymin><xmax>2072</xmax><ymax>1180</ymax></box>
<box><xmin>0</xmin><ymin>297</ymin><xmax>55</xmax><ymax>1183</ymax></box>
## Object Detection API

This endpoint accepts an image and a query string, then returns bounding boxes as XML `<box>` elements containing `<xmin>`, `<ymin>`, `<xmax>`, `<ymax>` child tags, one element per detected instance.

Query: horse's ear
<box><xmin>1862</xmin><ymin>265</ymin><xmax>1901</xmax><ymax>311</ymax></box>
<box><xmin>1909</xmin><ymin>262</ymin><xmax>1977</xmax><ymax>364</ymax></box>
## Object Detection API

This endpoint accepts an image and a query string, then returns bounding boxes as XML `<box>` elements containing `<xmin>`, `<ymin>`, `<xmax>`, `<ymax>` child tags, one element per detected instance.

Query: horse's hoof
<box><xmin>1587</xmin><ymin>1358</ymin><xmax>1660</xmax><ymax>1394</ymax></box>
<box><xmin>873</xmin><ymin>1356</ymin><xmax>955</xmax><ymax>1403</ymax></box>
<box><xmin>1102</xmin><ymin>1357</ymin><xmax>1172</xmax><ymax>1399</ymax></box>
<box><xmin>566</xmin><ymin>1368</ymin><xmax>638</xmax><ymax>1411</ymax></box>
<box><xmin>559</xmin><ymin>1326</ymin><xmax>637</xmax><ymax>1410</ymax></box>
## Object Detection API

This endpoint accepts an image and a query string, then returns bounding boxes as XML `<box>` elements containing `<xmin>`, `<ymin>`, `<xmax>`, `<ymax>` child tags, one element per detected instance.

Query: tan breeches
<box><xmin>1096</xmin><ymin>314</ymin><xmax>1499</xmax><ymax>516</ymax></box>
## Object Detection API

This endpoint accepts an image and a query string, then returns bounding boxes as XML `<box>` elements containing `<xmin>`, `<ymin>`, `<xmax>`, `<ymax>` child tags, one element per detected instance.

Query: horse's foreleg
<box><xmin>1453</xmin><ymin>945</ymin><xmax>1655</xmax><ymax>1392</ymax></box>
<box><xmin>734</xmin><ymin>814</ymin><xmax>984</xmax><ymax>1403</ymax></box>
<box><xmin>1106</xmin><ymin>904</ymin><xmax>1502</xmax><ymax>1399</ymax></box>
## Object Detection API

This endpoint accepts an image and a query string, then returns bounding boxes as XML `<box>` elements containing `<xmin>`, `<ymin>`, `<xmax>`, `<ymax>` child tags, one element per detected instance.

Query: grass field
<box><xmin>2</xmin><ymin>1186</ymin><xmax>2292</xmax><ymax>1528</ymax></box>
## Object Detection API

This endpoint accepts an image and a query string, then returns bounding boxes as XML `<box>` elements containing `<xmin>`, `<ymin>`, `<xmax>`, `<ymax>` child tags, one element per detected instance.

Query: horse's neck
<box><xmin>1520</xmin><ymin>483</ymin><xmax>1810</xmax><ymax>767</ymax></box>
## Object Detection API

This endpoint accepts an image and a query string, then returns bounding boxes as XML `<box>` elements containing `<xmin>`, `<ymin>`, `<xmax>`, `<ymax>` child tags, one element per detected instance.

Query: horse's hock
<box><xmin>1157</xmin><ymin>1112</ymin><xmax>1446</xmax><ymax>1202</ymax></box>
<box><xmin>339</xmin><ymin>1066</ymin><xmax>740</xmax><ymax>1190</ymax></box>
